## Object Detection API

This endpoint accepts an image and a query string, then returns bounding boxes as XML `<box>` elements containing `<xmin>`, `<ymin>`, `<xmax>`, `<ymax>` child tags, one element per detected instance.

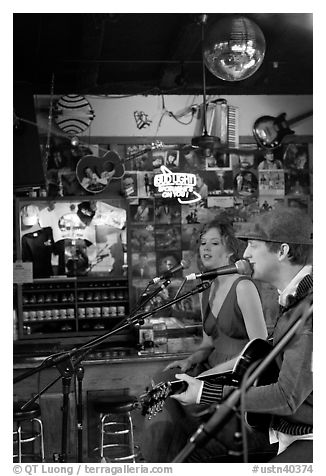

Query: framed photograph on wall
<box><xmin>129</xmin><ymin>198</ymin><xmax>154</xmax><ymax>223</ymax></box>
<box><xmin>130</xmin><ymin>225</ymin><xmax>155</xmax><ymax>252</ymax></box>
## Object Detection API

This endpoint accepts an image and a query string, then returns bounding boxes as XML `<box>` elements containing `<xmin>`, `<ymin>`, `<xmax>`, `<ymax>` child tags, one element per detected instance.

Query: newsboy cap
<box><xmin>235</xmin><ymin>207</ymin><xmax>313</xmax><ymax>245</ymax></box>
<box><xmin>21</xmin><ymin>205</ymin><xmax>39</xmax><ymax>227</ymax></box>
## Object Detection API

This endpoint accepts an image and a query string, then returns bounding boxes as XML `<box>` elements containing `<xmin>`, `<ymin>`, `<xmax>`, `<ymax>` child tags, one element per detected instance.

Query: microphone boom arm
<box><xmin>126</xmin><ymin>281</ymin><xmax>211</xmax><ymax>326</ymax></box>
<box><xmin>128</xmin><ymin>279</ymin><xmax>171</xmax><ymax>319</ymax></box>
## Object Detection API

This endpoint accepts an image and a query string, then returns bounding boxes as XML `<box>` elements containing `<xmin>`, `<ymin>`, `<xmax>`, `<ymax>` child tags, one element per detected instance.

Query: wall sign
<box><xmin>13</xmin><ymin>261</ymin><xmax>33</xmax><ymax>283</ymax></box>
<box><xmin>153</xmin><ymin>166</ymin><xmax>201</xmax><ymax>204</ymax></box>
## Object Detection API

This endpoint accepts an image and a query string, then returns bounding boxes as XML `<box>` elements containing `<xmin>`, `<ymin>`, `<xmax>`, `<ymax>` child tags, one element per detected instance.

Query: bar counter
<box><xmin>13</xmin><ymin>335</ymin><xmax>201</xmax><ymax>462</ymax></box>
<box><xmin>13</xmin><ymin>335</ymin><xmax>201</xmax><ymax>368</ymax></box>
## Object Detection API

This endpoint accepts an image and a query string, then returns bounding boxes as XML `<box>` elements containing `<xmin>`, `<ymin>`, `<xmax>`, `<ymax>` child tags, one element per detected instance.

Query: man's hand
<box><xmin>196</xmin><ymin>357</ymin><xmax>236</xmax><ymax>378</ymax></box>
<box><xmin>170</xmin><ymin>373</ymin><xmax>203</xmax><ymax>405</ymax></box>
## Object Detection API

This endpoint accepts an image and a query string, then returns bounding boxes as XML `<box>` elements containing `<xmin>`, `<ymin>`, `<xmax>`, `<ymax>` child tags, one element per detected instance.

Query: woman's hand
<box><xmin>170</xmin><ymin>373</ymin><xmax>202</xmax><ymax>405</ymax></box>
<box><xmin>163</xmin><ymin>358</ymin><xmax>193</xmax><ymax>373</ymax></box>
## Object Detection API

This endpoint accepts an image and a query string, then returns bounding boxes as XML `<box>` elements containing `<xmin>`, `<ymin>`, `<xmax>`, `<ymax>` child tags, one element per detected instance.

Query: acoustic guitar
<box><xmin>253</xmin><ymin>110</ymin><xmax>312</xmax><ymax>149</ymax></box>
<box><xmin>140</xmin><ymin>338</ymin><xmax>279</xmax><ymax>425</ymax></box>
<box><xmin>76</xmin><ymin>141</ymin><xmax>164</xmax><ymax>194</ymax></box>
<box><xmin>76</xmin><ymin>150</ymin><xmax>125</xmax><ymax>194</ymax></box>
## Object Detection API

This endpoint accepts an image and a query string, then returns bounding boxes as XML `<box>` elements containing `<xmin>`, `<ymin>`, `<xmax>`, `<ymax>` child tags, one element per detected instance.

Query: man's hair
<box><xmin>265</xmin><ymin>241</ymin><xmax>312</xmax><ymax>266</ymax></box>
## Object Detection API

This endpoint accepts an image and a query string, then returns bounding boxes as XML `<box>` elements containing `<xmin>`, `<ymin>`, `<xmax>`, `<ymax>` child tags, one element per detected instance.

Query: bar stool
<box><xmin>93</xmin><ymin>396</ymin><xmax>138</xmax><ymax>463</ymax></box>
<box><xmin>13</xmin><ymin>401</ymin><xmax>45</xmax><ymax>463</ymax></box>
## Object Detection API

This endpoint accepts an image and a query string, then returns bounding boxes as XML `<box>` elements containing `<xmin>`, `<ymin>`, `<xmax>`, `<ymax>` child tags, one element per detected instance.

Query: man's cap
<box><xmin>77</xmin><ymin>201</ymin><xmax>96</xmax><ymax>225</ymax></box>
<box><xmin>235</xmin><ymin>207</ymin><xmax>313</xmax><ymax>245</ymax></box>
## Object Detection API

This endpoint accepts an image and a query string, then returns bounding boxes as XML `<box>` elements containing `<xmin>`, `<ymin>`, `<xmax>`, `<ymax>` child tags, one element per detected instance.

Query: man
<box><xmin>258</xmin><ymin>151</ymin><xmax>283</xmax><ymax>170</ymax></box>
<box><xmin>133</xmin><ymin>252</ymin><xmax>152</xmax><ymax>279</ymax></box>
<box><xmin>195</xmin><ymin>173</ymin><xmax>209</xmax><ymax>200</ymax></box>
<box><xmin>122</xmin><ymin>174</ymin><xmax>136</xmax><ymax>197</ymax></box>
<box><xmin>183</xmin><ymin>147</ymin><xmax>200</xmax><ymax>170</ymax></box>
<box><xmin>172</xmin><ymin>207</ymin><xmax>313</xmax><ymax>462</ymax></box>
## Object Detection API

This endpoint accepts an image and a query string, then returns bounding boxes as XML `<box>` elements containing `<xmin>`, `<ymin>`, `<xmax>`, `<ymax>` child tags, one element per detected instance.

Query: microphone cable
<box><xmin>174</xmin><ymin>277</ymin><xmax>187</xmax><ymax>300</ymax></box>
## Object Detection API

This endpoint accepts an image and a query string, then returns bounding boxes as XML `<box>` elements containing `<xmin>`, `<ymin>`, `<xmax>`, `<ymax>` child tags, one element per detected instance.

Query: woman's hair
<box><xmin>198</xmin><ymin>217</ymin><xmax>245</xmax><ymax>265</ymax></box>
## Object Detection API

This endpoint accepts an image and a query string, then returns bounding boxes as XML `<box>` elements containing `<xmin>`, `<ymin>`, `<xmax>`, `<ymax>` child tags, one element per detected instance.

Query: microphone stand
<box><xmin>128</xmin><ymin>278</ymin><xmax>172</xmax><ymax>320</ymax></box>
<box><xmin>75</xmin><ymin>363</ymin><xmax>84</xmax><ymax>463</ymax></box>
<box><xmin>14</xmin><ymin>281</ymin><xmax>211</xmax><ymax>462</ymax></box>
<box><xmin>173</xmin><ymin>293</ymin><xmax>313</xmax><ymax>462</ymax></box>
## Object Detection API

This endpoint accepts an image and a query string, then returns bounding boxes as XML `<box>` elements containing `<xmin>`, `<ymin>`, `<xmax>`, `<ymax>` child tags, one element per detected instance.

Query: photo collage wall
<box><xmin>116</xmin><ymin>141</ymin><xmax>313</xmax><ymax>328</ymax></box>
<box><xmin>42</xmin><ymin>138</ymin><xmax>312</xmax><ymax>328</ymax></box>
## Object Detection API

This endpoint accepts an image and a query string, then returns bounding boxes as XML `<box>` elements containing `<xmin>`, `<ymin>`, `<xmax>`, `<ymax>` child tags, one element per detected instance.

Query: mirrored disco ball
<box><xmin>203</xmin><ymin>16</ymin><xmax>266</xmax><ymax>82</ymax></box>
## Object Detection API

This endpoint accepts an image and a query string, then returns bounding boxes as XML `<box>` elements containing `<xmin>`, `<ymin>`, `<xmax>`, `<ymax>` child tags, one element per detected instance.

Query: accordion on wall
<box><xmin>194</xmin><ymin>100</ymin><xmax>239</xmax><ymax>148</ymax></box>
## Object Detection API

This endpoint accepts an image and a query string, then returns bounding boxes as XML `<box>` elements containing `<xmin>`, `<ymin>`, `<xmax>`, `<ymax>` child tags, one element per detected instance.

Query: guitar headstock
<box><xmin>139</xmin><ymin>379</ymin><xmax>187</xmax><ymax>419</ymax></box>
<box><xmin>139</xmin><ymin>381</ymin><xmax>172</xmax><ymax>419</ymax></box>
<box><xmin>151</xmin><ymin>140</ymin><xmax>164</xmax><ymax>151</ymax></box>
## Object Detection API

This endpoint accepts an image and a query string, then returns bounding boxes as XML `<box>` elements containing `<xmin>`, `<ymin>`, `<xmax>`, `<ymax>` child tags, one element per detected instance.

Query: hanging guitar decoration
<box><xmin>54</xmin><ymin>94</ymin><xmax>95</xmax><ymax>135</ymax></box>
<box><xmin>76</xmin><ymin>150</ymin><xmax>125</xmax><ymax>194</ymax></box>
<box><xmin>253</xmin><ymin>110</ymin><xmax>313</xmax><ymax>149</ymax></box>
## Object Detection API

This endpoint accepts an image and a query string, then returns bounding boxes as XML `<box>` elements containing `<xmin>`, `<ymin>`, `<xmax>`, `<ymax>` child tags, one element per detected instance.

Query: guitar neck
<box><xmin>168</xmin><ymin>380</ymin><xmax>189</xmax><ymax>395</ymax></box>
<box><xmin>126</xmin><ymin>147</ymin><xmax>151</xmax><ymax>162</ymax></box>
<box><xmin>287</xmin><ymin>110</ymin><xmax>313</xmax><ymax>126</ymax></box>
<box><xmin>126</xmin><ymin>142</ymin><xmax>163</xmax><ymax>162</ymax></box>
<box><xmin>167</xmin><ymin>370</ymin><xmax>234</xmax><ymax>396</ymax></box>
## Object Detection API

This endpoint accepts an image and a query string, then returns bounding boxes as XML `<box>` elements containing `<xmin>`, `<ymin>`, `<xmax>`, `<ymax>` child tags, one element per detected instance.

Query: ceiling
<box><xmin>13</xmin><ymin>13</ymin><xmax>313</xmax><ymax>96</ymax></box>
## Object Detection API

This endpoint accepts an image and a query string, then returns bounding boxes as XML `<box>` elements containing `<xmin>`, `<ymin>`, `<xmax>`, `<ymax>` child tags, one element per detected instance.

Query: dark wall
<box><xmin>13</xmin><ymin>82</ymin><xmax>45</xmax><ymax>189</ymax></box>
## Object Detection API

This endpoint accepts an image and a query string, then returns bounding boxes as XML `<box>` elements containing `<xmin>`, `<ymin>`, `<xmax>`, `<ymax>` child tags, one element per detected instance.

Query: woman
<box><xmin>165</xmin><ymin>218</ymin><xmax>267</xmax><ymax>377</ymax></box>
<box><xmin>140</xmin><ymin>217</ymin><xmax>268</xmax><ymax>462</ymax></box>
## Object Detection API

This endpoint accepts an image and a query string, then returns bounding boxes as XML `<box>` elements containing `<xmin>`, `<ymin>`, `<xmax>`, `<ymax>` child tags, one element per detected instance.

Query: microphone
<box><xmin>150</xmin><ymin>259</ymin><xmax>190</xmax><ymax>284</ymax></box>
<box><xmin>185</xmin><ymin>259</ymin><xmax>252</xmax><ymax>281</ymax></box>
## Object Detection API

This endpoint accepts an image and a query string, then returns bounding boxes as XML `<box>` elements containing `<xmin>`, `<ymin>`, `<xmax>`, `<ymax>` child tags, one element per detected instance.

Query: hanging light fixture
<box><xmin>203</xmin><ymin>15</ymin><xmax>266</xmax><ymax>82</ymax></box>
<box><xmin>70</xmin><ymin>136</ymin><xmax>80</xmax><ymax>148</ymax></box>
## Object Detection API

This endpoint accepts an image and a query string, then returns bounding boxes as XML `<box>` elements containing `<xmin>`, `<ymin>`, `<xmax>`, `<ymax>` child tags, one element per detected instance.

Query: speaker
<box><xmin>13</xmin><ymin>82</ymin><xmax>45</xmax><ymax>189</ymax></box>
